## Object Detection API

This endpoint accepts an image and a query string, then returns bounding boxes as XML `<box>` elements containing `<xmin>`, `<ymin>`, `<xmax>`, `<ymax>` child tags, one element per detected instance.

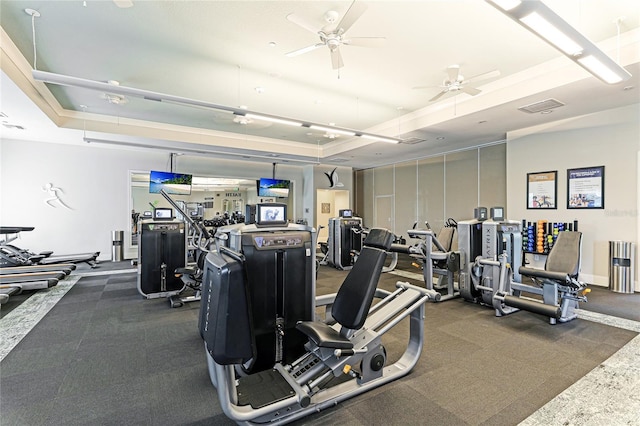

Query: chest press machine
<box><xmin>458</xmin><ymin>219</ymin><xmax>589</xmax><ymax>325</ymax></box>
<box><xmin>200</xmin><ymin>226</ymin><xmax>438</xmax><ymax>424</ymax></box>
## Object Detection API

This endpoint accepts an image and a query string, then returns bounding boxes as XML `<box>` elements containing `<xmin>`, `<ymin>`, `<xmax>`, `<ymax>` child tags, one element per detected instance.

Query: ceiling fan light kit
<box><xmin>485</xmin><ymin>0</ymin><xmax>631</xmax><ymax>84</ymax></box>
<box><xmin>286</xmin><ymin>1</ymin><xmax>385</xmax><ymax>70</ymax></box>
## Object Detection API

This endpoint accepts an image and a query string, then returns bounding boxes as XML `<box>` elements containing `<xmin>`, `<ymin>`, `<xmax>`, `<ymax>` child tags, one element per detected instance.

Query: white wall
<box><xmin>0</xmin><ymin>138</ymin><xmax>307</xmax><ymax>261</ymax></box>
<box><xmin>506</xmin><ymin>103</ymin><xmax>640</xmax><ymax>287</ymax></box>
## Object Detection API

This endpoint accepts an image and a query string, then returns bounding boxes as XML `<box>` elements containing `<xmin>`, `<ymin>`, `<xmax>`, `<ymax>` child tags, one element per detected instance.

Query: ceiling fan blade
<box><xmin>113</xmin><ymin>0</ymin><xmax>133</xmax><ymax>8</ymax></box>
<box><xmin>429</xmin><ymin>90</ymin><xmax>448</xmax><ymax>102</ymax></box>
<box><xmin>462</xmin><ymin>86</ymin><xmax>482</xmax><ymax>96</ymax></box>
<box><xmin>285</xmin><ymin>43</ymin><xmax>325</xmax><ymax>57</ymax></box>
<box><xmin>342</xmin><ymin>37</ymin><xmax>386</xmax><ymax>48</ymax></box>
<box><xmin>286</xmin><ymin>13</ymin><xmax>320</xmax><ymax>35</ymax></box>
<box><xmin>336</xmin><ymin>1</ymin><xmax>367</xmax><ymax>34</ymax></box>
<box><xmin>331</xmin><ymin>48</ymin><xmax>344</xmax><ymax>69</ymax></box>
<box><xmin>446</xmin><ymin>65</ymin><xmax>460</xmax><ymax>83</ymax></box>
<box><xmin>464</xmin><ymin>69</ymin><xmax>501</xmax><ymax>84</ymax></box>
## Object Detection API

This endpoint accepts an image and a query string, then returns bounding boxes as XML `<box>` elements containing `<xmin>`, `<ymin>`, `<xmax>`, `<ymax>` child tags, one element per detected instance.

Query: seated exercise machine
<box><xmin>391</xmin><ymin>222</ymin><xmax>460</xmax><ymax>301</ymax></box>
<box><xmin>200</xmin><ymin>221</ymin><xmax>438</xmax><ymax>424</ymax></box>
<box><xmin>322</xmin><ymin>209</ymin><xmax>399</xmax><ymax>273</ymax></box>
<box><xmin>326</xmin><ymin>210</ymin><xmax>363</xmax><ymax>270</ymax></box>
<box><xmin>137</xmin><ymin>200</ymin><xmax>187</xmax><ymax>305</ymax></box>
<box><xmin>458</xmin><ymin>214</ymin><xmax>589</xmax><ymax>324</ymax></box>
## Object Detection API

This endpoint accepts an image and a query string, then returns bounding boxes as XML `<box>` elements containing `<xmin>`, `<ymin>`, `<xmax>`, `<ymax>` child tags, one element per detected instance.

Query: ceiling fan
<box><xmin>416</xmin><ymin>65</ymin><xmax>501</xmax><ymax>102</ymax></box>
<box><xmin>285</xmin><ymin>1</ymin><xmax>385</xmax><ymax>70</ymax></box>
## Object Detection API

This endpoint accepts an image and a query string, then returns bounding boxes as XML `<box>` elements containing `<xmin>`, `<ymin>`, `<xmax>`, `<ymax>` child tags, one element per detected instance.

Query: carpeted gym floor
<box><xmin>1</xmin><ymin>256</ymin><xmax>638</xmax><ymax>425</ymax></box>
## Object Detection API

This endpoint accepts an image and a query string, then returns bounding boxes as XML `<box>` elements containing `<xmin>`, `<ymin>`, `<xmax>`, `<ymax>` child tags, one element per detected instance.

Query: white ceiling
<box><xmin>1</xmin><ymin>0</ymin><xmax>639</xmax><ymax>169</ymax></box>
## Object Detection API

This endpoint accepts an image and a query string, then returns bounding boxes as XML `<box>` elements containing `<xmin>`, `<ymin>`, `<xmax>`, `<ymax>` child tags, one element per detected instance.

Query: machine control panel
<box><xmin>252</xmin><ymin>233</ymin><xmax>305</xmax><ymax>249</ymax></box>
<box><xmin>143</xmin><ymin>222</ymin><xmax>183</xmax><ymax>232</ymax></box>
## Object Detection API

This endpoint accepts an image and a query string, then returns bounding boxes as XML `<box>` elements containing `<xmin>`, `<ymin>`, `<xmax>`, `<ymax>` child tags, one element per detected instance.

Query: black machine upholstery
<box><xmin>201</xmin><ymin>248</ymin><xmax>254</xmax><ymax>365</ymax></box>
<box><xmin>296</xmin><ymin>228</ymin><xmax>394</xmax><ymax>348</ymax></box>
<box><xmin>519</xmin><ymin>231</ymin><xmax>582</xmax><ymax>285</ymax></box>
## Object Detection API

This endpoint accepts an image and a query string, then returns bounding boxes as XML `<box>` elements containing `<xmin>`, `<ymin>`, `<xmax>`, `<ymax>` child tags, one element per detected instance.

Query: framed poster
<box><xmin>567</xmin><ymin>166</ymin><xmax>604</xmax><ymax>209</ymax></box>
<box><xmin>527</xmin><ymin>171</ymin><xmax>557</xmax><ymax>209</ymax></box>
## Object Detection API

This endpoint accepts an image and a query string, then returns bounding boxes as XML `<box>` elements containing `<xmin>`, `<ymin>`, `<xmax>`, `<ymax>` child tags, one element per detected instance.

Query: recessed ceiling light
<box><xmin>375</xmin><ymin>152</ymin><xmax>383</xmax><ymax>156</ymax></box>
<box><xmin>623</xmin><ymin>85</ymin><xmax>634</xmax><ymax>91</ymax></box>
<box><xmin>268</xmin><ymin>41</ymin><xmax>277</xmax><ymax>47</ymax></box>
<box><xmin>540</xmin><ymin>110</ymin><xmax>553</xmax><ymax>114</ymax></box>
<box><xmin>436</xmin><ymin>136</ymin><xmax>445</xmax><ymax>140</ymax></box>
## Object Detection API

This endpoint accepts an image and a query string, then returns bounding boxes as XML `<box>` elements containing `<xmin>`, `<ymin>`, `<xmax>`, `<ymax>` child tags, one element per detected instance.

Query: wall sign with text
<box><xmin>527</xmin><ymin>171</ymin><xmax>557</xmax><ymax>209</ymax></box>
<box><xmin>567</xmin><ymin>166</ymin><xmax>604</xmax><ymax>209</ymax></box>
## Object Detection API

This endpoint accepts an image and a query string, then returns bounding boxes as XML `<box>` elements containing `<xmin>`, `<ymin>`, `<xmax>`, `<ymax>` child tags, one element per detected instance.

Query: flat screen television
<box><xmin>255</xmin><ymin>203</ymin><xmax>287</xmax><ymax>227</ymax></box>
<box><xmin>258</xmin><ymin>178</ymin><xmax>290</xmax><ymax>198</ymax></box>
<box><xmin>149</xmin><ymin>171</ymin><xmax>192</xmax><ymax>195</ymax></box>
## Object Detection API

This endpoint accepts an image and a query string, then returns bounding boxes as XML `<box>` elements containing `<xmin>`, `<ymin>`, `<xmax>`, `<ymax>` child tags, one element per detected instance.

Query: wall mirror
<box><xmin>126</xmin><ymin>171</ymin><xmax>294</xmax><ymax>259</ymax></box>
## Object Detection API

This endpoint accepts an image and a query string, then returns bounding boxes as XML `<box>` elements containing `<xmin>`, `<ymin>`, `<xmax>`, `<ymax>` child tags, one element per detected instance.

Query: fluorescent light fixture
<box><xmin>360</xmin><ymin>134</ymin><xmax>399</xmax><ymax>144</ymax></box>
<box><xmin>33</xmin><ymin>69</ymin><xmax>402</xmax><ymax>143</ymax></box>
<box><xmin>577</xmin><ymin>55</ymin><xmax>625</xmax><ymax>84</ymax></box>
<box><xmin>82</xmin><ymin>137</ymin><xmax>321</xmax><ymax>163</ymax></box>
<box><xmin>309</xmin><ymin>125</ymin><xmax>356</xmax><ymax>136</ymax></box>
<box><xmin>519</xmin><ymin>12</ymin><xmax>582</xmax><ymax>56</ymax></box>
<box><xmin>243</xmin><ymin>113</ymin><xmax>302</xmax><ymax>127</ymax></box>
<box><xmin>489</xmin><ymin>0</ymin><xmax>521</xmax><ymax>11</ymax></box>
<box><xmin>485</xmin><ymin>0</ymin><xmax>631</xmax><ymax>85</ymax></box>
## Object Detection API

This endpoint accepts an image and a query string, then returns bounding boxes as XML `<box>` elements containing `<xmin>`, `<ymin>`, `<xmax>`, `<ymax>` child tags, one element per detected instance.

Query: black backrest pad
<box><xmin>363</xmin><ymin>228</ymin><xmax>394</xmax><ymax>251</ymax></box>
<box><xmin>545</xmin><ymin>231</ymin><xmax>582</xmax><ymax>277</ymax></box>
<box><xmin>200</xmin><ymin>250</ymin><xmax>254</xmax><ymax>365</ymax></box>
<box><xmin>333</xmin><ymin>228</ymin><xmax>393</xmax><ymax>330</ymax></box>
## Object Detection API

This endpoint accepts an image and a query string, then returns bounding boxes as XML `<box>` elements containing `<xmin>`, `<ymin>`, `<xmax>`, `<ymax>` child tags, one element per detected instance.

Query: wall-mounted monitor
<box><xmin>255</xmin><ymin>203</ymin><xmax>287</xmax><ymax>227</ymax></box>
<box><xmin>149</xmin><ymin>171</ymin><xmax>192</xmax><ymax>195</ymax></box>
<box><xmin>257</xmin><ymin>178</ymin><xmax>290</xmax><ymax>198</ymax></box>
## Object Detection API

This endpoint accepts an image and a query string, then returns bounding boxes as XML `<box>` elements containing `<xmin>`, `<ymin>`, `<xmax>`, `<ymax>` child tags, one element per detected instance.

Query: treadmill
<box><xmin>1</xmin><ymin>226</ymin><xmax>100</xmax><ymax>268</ymax></box>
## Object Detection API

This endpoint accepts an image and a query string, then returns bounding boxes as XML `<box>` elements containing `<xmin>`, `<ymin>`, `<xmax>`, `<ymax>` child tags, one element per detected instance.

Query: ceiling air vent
<box><xmin>328</xmin><ymin>157</ymin><xmax>350</xmax><ymax>163</ymax></box>
<box><xmin>2</xmin><ymin>123</ymin><xmax>25</xmax><ymax>130</ymax></box>
<box><xmin>518</xmin><ymin>98</ymin><xmax>565</xmax><ymax>114</ymax></box>
<box><xmin>399</xmin><ymin>137</ymin><xmax>428</xmax><ymax>145</ymax></box>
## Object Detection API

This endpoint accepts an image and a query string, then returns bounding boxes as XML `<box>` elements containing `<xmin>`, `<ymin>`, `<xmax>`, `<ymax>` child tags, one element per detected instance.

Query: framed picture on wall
<box><xmin>527</xmin><ymin>171</ymin><xmax>557</xmax><ymax>209</ymax></box>
<box><xmin>321</xmin><ymin>203</ymin><xmax>331</xmax><ymax>214</ymax></box>
<box><xmin>567</xmin><ymin>166</ymin><xmax>605</xmax><ymax>209</ymax></box>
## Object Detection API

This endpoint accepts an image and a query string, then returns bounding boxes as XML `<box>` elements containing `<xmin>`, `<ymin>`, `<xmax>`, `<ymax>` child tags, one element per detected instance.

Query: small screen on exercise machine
<box><xmin>339</xmin><ymin>209</ymin><xmax>353</xmax><ymax>218</ymax></box>
<box><xmin>255</xmin><ymin>203</ymin><xmax>287</xmax><ymax>227</ymax></box>
<box><xmin>155</xmin><ymin>208</ymin><xmax>173</xmax><ymax>219</ymax></box>
<box><xmin>490</xmin><ymin>207</ymin><xmax>504</xmax><ymax>221</ymax></box>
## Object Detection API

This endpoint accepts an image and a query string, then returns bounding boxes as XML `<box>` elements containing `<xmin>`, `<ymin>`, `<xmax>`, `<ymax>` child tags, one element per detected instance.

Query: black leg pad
<box><xmin>503</xmin><ymin>295</ymin><xmax>562</xmax><ymax>319</ymax></box>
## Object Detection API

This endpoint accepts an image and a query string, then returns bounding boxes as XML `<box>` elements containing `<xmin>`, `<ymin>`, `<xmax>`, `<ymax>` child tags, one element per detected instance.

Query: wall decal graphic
<box><xmin>42</xmin><ymin>182</ymin><xmax>72</xmax><ymax>210</ymax></box>
<box><xmin>324</xmin><ymin>167</ymin><xmax>344</xmax><ymax>188</ymax></box>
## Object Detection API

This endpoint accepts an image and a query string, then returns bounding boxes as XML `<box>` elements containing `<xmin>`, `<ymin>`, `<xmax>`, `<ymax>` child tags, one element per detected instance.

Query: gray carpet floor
<box><xmin>1</xmin><ymin>262</ymin><xmax>637</xmax><ymax>425</ymax></box>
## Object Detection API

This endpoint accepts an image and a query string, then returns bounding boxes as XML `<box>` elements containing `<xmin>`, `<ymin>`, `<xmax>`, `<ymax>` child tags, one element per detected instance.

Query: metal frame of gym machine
<box><xmin>458</xmin><ymin>216</ymin><xmax>589</xmax><ymax>325</ymax></box>
<box><xmin>202</xmin><ymin>224</ymin><xmax>439</xmax><ymax>425</ymax></box>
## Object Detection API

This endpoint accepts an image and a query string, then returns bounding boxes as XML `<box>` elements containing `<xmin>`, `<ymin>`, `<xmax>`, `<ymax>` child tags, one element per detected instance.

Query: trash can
<box><xmin>112</xmin><ymin>230</ymin><xmax>124</xmax><ymax>262</ymax></box>
<box><xmin>609</xmin><ymin>241</ymin><xmax>635</xmax><ymax>293</ymax></box>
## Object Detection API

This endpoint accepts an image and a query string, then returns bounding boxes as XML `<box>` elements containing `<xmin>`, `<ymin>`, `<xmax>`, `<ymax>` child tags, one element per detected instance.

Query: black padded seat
<box><xmin>296</xmin><ymin>228</ymin><xmax>394</xmax><ymax>349</ymax></box>
<box><xmin>519</xmin><ymin>231</ymin><xmax>582</xmax><ymax>287</ymax></box>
